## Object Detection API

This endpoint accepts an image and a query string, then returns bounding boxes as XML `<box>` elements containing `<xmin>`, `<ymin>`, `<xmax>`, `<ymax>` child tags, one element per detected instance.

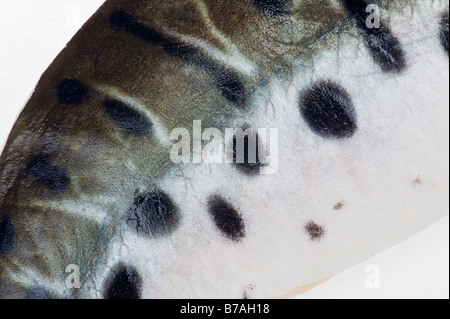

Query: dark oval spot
<box><xmin>440</xmin><ymin>11</ymin><xmax>449</xmax><ymax>54</ymax></box>
<box><xmin>0</xmin><ymin>219</ymin><xmax>14</xmax><ymax>256</ymax></box>
<box><xmin>57</xmin><ymin>78</ymin><xmax>89</xmax><ymax>105</ymax></box>
<box><xmin>333</xmin><ymin>202</ymin><xmax>344</xmax><ymax>210</ymax></box>
<box><xmin>126</xmin><ymin>190</ymin><xmax>180</xmax><ymax>238</ymax></box>
<box><xmin>232</xmin><ymin>128</ymin><xmax>264</xmax><ymax>175</ymax></box>
<box><xmin>104</xmin><ymin>264</ymin><xmax>142</xmax><ymax>299</ymax></box>
<box><xmin>252</xmin><ymin>0</ymin><xmax>288</xmax><ymax>17</ymax></box>
<box><xmin>207</xmin><ymin>195</ymin><xmax>246</xmax><ymax>243</ymax></box>
<box><xmin>26</xmin><ymin>154</ymin><xmax>70</xmax><ymax>194</ymax></box>
<box><xmin>342</xmin><ymin>0</ymin><xmax>406</xmax><ymax>73</ymax></box>
<box><xmin>305</xmin><ymin>221</ymin><xmax>325</xmax><ymax>241</ymax></box>
<box><xmin>103</xmin><ymin>99</ymin><xmax>152</xmax><ymax>136</ymax></box>
<box><xmin>24</xmin><ymin>288</ymin><xmax>52</xmax><ymax>299</ymax></box>
<box><xmin>300</xmin><ymin>81</ymin><xmax>357</xmax><ymax>139</ymax></box>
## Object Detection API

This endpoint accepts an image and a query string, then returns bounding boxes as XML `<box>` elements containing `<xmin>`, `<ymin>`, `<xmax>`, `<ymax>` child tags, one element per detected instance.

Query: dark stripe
<box><xmin>207</xmin><ymin>195</ymin><xmax>246</xmax><ymax>243</ymax></box>
<box><xmin>103</xmin><ymin>99</ymin><xmax>151</xmax><ymax>136</ymax></box>
<box><xmin>104</xmin><ymin>264</ymin><xmax>142</xmax><ymax>299</ymax></box>
<box><xmin>0</xmin><ymin>219</ymin><xmax>14</xmax><ymax>256</ymax></box>
<box><xmin>109</xmin><ymin>10</ymin><xmax>246</xmax><ymax>106</ymax></box>
<box><xmin>440</xmin><ymin>11</ymin><xmax>449</xmax><ymax>54</ymax></box>
<box><xmin>252</xmin><ymin>0</ymin><xmax>288</xmax><ymax>17</ymax></box>
<box><xmin>26</xmin><ymin>155</ymin><xmax>70</xmax><ymax>194</ymax></box>
<box><xmin>342</xmin><ymin>0</ymin><xmax>406</xmax><ymax>73</ymax></box>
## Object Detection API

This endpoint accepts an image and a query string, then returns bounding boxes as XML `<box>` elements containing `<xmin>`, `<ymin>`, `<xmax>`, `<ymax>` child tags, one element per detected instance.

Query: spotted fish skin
<box><xmin>0</xmin><ymin>0</ymin><xmax>449</xmax><ymax>299</ymax></box>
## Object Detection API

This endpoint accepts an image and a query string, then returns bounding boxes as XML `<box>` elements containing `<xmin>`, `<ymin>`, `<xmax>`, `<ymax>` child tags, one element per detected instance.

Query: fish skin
<box><xmin>0</xmin><ymin>0</ymin><xmax>449</xmax><ymax>298</ymax></box>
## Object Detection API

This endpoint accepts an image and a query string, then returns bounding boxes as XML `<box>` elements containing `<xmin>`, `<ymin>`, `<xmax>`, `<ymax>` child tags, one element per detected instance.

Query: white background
<box><xmin>0</xmin><ymin>0</ymin><xmax>448</xmax><ymax>299</ymax></box>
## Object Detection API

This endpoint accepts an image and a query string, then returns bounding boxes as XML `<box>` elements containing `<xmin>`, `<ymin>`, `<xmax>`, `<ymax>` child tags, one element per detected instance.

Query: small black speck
<box><xmin>305</xmin><ymin>221</ymin><xmax>325</xmax><ymax>241</ymax></box>
<box><xmin>334</xmin><ymin>202</ymin><xmax>344</xmax><ymax>210</ymax></box>
<box><xmin>413</xmin><ymin>177</ymin><xmax>423</xmax><ymax>185</ymax></box>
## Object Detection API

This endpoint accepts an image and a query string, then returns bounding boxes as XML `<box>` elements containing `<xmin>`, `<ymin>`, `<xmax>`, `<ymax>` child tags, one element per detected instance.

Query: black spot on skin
<box><xmin>57</xmin><ymin>78</ymin><xmax>89</xmax><ymax>105</ymax></box>
<box><xmin>232</xmin><ymin>129</ymin><xmax>264</xmax><ymax>175</ymax></box>
<box><xmin>26</xmin><ymin>155</ymin><xmax>70</xmax><ymax>194</ymax></box>
<box><xmin>126</xmin><ymin>190</ymin><xmax>180</xmax><ymax>238</ymax></box>
<box><xmin>104</xmin><ymin>264</ymin><xmax>142</xmax><ymax>299</ymax></box>
<box><xmin>413</xmin><ymin>176</ymin><xmax>423</xmax><ymax>185</ymax></box>
<box><xmin>342</xmin><ymin>0</ymin><xmax>406</xmax><ymax>73</ymax></box>
<box><xmin>103</xmin><ymin>99</ymin><xmax>152</xmax><ymax>136</ymax></box>
<box><xmin>334</xmin><ymin>202</ymin><xmax>344</xmax><ymax>210</ymax></box>
<box><xmin>300</xmin><ymin>81</ymin><xmax>357</xmax><ymax>139</ymax></box>
<box><xmin>305</xmin><ymin>221</ymin><xmax>325</xmax><ymax>241</ymax></box>
<box><xmin>207</xmin><ymin>195</ymin><xmax>246</xmax><ymax>243</ymax></box>
<box><xmin>0</xmin><ymin>219</ymin><xmax>14</xmax><ymax>256</ymax></box>
<box><xmin>252</xmin><ymin>0</ymin><xmax>288</xmax><ymax>16</ymax></box>
<box><xmin>24</xmin><ymin>288</ymin><xmax>52</xmax><ymax>299</ymax></box>
<box><xmin>110</xmin><ymin>10</ymin><xmax>246</xmax><ymax>106</ymax></box>
<box><xmin>440</xmin><ymin>11</ymin><xmax>449</xmax><ymax>54</ymax></box>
